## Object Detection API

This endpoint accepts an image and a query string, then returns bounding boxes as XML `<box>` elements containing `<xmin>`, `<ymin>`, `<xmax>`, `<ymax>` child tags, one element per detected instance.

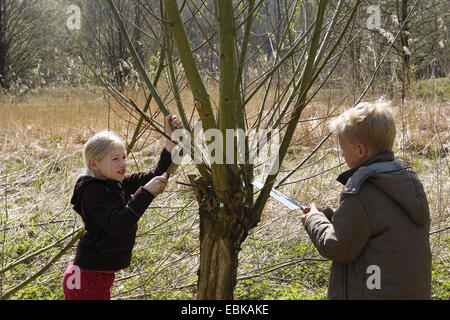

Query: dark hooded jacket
<box><xmin>70</xmin><ymin>148</ymin><xmax>172</xmax><ymax>271</ymax></box>
<box><xmin>304</xmin><ymin>152</ymin><xmax>431</xmax><ymax>299</ymax></box>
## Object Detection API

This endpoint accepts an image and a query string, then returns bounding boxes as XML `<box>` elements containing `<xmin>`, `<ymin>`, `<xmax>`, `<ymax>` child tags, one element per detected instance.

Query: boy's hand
<box><xmin>301</xmin><ymin>207</ymin><xmax>311</xmax><ymax>214</ymax></box>
<box><xmin>144</xmin><ymin>175</ymin><xmax>168</xmax><ymax>196</ymax></box>
<box><xmin>300</xmin><ymin>203</ymin><xmax>320</xmax><ymax>226</ymax></box>
<box><xmin>164</xmin><ymin>115</ymin><xmax>184</xmax><ymax>153</ymax></box>
<box><xmin>301</xmin><ymin>204</ymin><xmax>335</xmax><ymax>225</ymax></box>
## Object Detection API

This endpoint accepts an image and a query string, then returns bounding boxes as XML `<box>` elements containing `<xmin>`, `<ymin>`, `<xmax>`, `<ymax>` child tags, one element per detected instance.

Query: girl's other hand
<box><xmin>164</xmin><ymin>115</ymin><xmax>184</xmax><ymax>153</ymax></box>
<box><xmin>144</xmin><ymin>175</ymin><xmax>168</xmax><ymax>196</ymax></box>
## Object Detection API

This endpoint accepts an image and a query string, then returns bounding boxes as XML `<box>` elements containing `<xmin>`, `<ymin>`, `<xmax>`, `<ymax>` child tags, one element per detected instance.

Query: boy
<box><xmin>301</xmin><ymin>102</ymin><xmax>431</xmax><ymax>299</ymax></box>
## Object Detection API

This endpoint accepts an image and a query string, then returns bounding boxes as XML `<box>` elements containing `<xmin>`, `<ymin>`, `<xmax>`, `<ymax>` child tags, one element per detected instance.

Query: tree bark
<box><xmin>189</xmin><ymin>174</ymin><xmax>248</xmax><ymax>300</ymax></box>
<box><xmin>197</xmin><ymin>210</ymin><xmax>244</xmax><ymax>300</ymax></box>
<box><xmin>0</xmin><ymin>0</ymin><xmax>7</xmax><ymax>88</ymax></box>
<box><xmin>398</xmin><ymin>0</ymin><xmax>410</xmax><ymax>102</ymax></box>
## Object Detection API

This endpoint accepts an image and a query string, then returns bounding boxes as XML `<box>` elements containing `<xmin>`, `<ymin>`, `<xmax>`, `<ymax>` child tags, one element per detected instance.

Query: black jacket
<box><xmin>70</xmin><ymin>148</ymin><xmax>172</xmax><ymax>271</ymax></box>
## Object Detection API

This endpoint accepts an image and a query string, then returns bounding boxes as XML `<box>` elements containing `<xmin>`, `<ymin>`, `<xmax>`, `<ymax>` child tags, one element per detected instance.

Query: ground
<box><xmin>0</xmin><ymin>83</ymin><xmax>448</xmax><ymax>299</ymax></box>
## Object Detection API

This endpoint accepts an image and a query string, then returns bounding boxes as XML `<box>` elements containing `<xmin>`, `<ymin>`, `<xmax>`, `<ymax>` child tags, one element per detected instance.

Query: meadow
<box><xmin>0</xmin><ymin>82</ymin><xmax>448</xmax><ymax>300</ymax></box>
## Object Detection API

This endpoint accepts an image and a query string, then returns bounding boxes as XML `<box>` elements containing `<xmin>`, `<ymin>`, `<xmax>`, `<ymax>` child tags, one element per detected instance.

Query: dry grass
<box><xmin>0</xmin><ymin>86</ymin><xmax>448</xmax><ymax>299</ymax></box>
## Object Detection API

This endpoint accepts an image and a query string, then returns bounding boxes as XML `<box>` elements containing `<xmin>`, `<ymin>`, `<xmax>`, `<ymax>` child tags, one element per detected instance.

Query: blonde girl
<box><xmin>62</xmin><ymin>115</ymin><xmax>183</xmax><ymax>300</ymax></box>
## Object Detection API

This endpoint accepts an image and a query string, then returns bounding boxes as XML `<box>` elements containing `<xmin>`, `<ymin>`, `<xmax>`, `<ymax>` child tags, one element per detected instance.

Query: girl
<box><xmin>62</xmin><ymin>115</ymin><xmax>183</xmax><ymax>300</ymax></box>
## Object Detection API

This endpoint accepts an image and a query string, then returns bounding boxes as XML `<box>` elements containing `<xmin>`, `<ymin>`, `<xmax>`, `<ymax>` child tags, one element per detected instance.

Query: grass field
<box><xmin>0</xmin><ymin>84</ymin><xmax>448</xmax><ymax>300</ymax></box>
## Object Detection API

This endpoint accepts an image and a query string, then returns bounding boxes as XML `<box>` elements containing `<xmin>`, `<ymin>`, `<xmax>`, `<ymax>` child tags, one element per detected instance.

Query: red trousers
<box><xmin>62</xmin><ymin>262</ymin><xmax>116</xmax><ymax>300</ymax></box>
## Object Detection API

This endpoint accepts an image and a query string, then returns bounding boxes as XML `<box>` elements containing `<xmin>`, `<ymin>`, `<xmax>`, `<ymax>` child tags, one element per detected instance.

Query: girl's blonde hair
<box><xmin>330</xmin><ymin>101</ymin><xmax>396</xmax><ymax>153</ymax></box>
<box><xmin>84</xmin><ymin>131</ymin><xmax>125</xmax><ymax>176</ymax></box>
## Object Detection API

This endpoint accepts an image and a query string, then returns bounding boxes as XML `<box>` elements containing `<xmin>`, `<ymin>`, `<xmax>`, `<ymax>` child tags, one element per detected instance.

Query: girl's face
<box><xmin>89</xmin><ymin>146</ymin><xmax>127</xmax><ymax>182</ymax></box>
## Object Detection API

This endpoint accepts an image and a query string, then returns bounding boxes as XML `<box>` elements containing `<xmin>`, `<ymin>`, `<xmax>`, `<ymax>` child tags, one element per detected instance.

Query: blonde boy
<box><xmin>301</xmin><ymin>102</ymin><xmax>431</xmax><ymax>299</ymax></box>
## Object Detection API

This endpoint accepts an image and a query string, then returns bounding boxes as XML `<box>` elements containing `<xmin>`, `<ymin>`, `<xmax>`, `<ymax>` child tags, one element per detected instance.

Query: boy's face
<box><xmin>339</xmin><ymin>138</ymin><xmax>372</xmax><ymax>169</ymax></box>
<box><xmin>90</xmin><ymin>146</ymin><xmax>128</xmax><ymax>182</ymax></box>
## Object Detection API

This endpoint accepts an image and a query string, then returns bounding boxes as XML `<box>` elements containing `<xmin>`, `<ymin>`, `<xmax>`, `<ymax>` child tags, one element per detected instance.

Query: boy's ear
<box><xmin>357</xmin><ymin>142</ymin><xmax>368</xmax><ymax>158</ymax></box>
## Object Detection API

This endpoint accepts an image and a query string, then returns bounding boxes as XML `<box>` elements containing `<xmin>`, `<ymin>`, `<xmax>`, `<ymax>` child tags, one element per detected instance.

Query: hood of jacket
<box><xmin>337</xmin><ymin>152</ymin><xmax>429</xmax><ymax>226</ymax></box>
<box><xmin>70</xmin><ymin>175</ymin><xmax>112</xmax><ymax>217</ymax></box>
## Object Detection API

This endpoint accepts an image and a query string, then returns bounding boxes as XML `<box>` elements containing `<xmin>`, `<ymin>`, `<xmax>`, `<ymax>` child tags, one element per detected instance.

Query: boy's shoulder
<box><xmin>342</xmin><ymin>158</ymin><xmax>408</xmax><ymax>195</ymax></box>
<box><xmin>342</xmin><ymin>158</ymin><xmax>429</xmax><ymax>226</ymax></box>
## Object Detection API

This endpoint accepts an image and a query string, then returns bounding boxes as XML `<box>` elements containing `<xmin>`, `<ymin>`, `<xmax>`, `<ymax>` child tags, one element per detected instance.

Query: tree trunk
<box><xmin>398</xmin><ymin>0</ymin><xmax>410</xmax><ymax>102</ymax></box>
<box><xmin>0</xmin><ymin>0</ymin><xmax>7</xmax><ymax>88</ymax></box>
<box><xmin>189</xmin><ymin>175</ymin><xmax>248</xmax><ymax>300</ymax></box>
<box><xmin>197</xmin><ymin>210</ymin><xmax>244</xmax><ymax>299</ymax></box>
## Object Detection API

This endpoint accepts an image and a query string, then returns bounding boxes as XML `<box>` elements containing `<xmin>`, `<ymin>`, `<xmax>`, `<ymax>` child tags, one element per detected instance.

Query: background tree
<box><xmin>78</xmin><ymin>0</ymin><xmax>150</xmax><ymax>93</ymax></box>
<box><xmin>0</xmin><ymin>0</ymin><xmax>73</xmax><ymax>90</ymax></box>
<box><xmin>336</xmin><ymin>0</ymin><xmax>448</xmax><ymax>100</ymax></box>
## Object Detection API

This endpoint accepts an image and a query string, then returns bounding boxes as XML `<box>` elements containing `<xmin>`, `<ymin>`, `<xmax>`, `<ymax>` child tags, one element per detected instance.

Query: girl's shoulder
<box><xmin>73</xmin><ymin>175</ymin><xmax>121</xmax><ymax>202</ymax></box>
<box><xmin>71</xmin><ymin>175</ymin><xmax>114</xmax><ymax>215</ymax></box>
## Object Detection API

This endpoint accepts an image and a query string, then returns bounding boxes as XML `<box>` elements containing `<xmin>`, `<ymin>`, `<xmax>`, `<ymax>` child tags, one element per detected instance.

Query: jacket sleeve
<box><xmin>82</xmin><ymin>183</ymin><xmax>154</xmax><ymax>238</ymax></box>
<box><xmin>122</xmin><ymin>147</ymin><xmax>172</xmax><ymax>195</ymax></box>
<box><xmin>322</xmin><ymin>206</ymin><xmax>335</xmax><ymax>221</ymax></box>
<box><xmin>304</xmin><ymin>195</ymin><xmax>371</xmax><ymax>263</ymax></box>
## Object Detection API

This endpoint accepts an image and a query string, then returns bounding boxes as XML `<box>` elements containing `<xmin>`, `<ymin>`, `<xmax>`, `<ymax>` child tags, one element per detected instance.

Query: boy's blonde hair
<box><xmin>84</xmin><ymin>131</ymin><xmax>125</xmax><ymax>176</ymax></box>
<box><xmin>330</xmin><ymin>101</ymin><xmax>396</xmax><ymax>153</ymax></box>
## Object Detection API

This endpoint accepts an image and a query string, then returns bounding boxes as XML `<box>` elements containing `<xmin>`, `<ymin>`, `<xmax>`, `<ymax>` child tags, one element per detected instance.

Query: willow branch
<box><xmin>105</xmin><ymin>0</ymin><xmax>171</xmax><ymax>116</ymax></box>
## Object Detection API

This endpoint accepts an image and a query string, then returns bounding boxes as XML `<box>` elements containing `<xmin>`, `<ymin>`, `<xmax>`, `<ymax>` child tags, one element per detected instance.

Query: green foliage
<box><xmin>431</xmin><ymin>239</ymin><xmax>450</xmax><ymax>300</ymax></box>
<box><xmin>18</xmin><ymin>274</ymin><xmax>65</xmax><ymax>300</ymax></box>
<box><xmin>432</xmin><ymin>258</ymin><xmax>450</xmax><ymax>300</ymax></box>
<box><xmin>234</xmin><ymin>258</ymin><xmax>331</xmax><ymax>300</ymax></box>
<box><xmin>413</xmin><ymin>78</ymin><xmax>450</xmax><ymax>101</ymax></box>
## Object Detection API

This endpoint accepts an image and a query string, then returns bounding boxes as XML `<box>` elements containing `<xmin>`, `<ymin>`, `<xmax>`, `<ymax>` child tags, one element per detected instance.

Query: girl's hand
<box><xmin>144</xmin><ymin>175</ymin><xmax>168</xmax><ymax>196</ymax></box>
<box><xmin>164</xmin><ymin>115</ymin><xmax>184</xmax><ymax>153</ymax></box>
